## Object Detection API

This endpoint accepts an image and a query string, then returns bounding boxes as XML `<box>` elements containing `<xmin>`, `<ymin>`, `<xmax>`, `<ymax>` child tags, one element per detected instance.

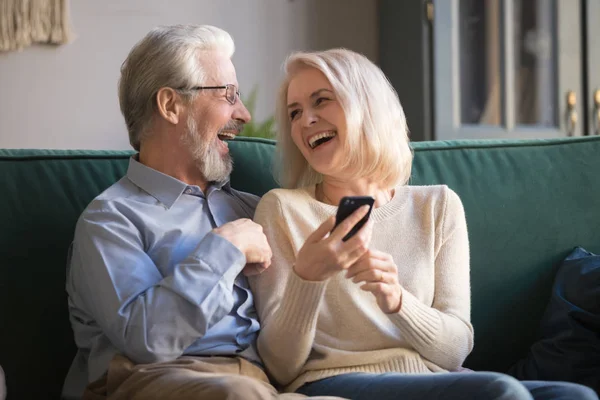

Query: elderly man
<box><xmin>62</xmin><ymin>25</ymin><xmax>330</xmax><ymax>400</ymax></box>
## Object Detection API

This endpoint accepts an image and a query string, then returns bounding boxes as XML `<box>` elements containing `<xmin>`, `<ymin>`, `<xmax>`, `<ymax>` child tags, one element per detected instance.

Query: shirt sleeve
<box><xmin>387</xmin><ymin>187</ymin><xmax>474</xmax><ymax>371</ymax></box>
<box><xmin>248</xmin><ymin>192</ymin><xmax>328</xmax><ymax>387</ymax></box>
<box><xmin>67</xmin><ymin>203</ymin><xmax>246</xmax><ymax>364</ymax></box>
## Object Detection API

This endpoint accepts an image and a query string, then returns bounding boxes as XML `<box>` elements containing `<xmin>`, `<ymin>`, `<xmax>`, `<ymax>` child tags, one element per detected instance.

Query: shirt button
<box><xmin>185</xmin><ymin>188</ymin><xmax>192</xmax><ymax>194</ymax></box>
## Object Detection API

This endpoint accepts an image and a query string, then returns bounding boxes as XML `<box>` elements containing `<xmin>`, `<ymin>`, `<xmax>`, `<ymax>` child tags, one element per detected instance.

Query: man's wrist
<box><xmin>195</xmin><ymin>232</ymin><xmax>246</xmax><ymax>275</ymax></box>
<box><xmin>212</xmin><ymin>231</ymin><xmax>245</xmax><ymax>257</ymax></box>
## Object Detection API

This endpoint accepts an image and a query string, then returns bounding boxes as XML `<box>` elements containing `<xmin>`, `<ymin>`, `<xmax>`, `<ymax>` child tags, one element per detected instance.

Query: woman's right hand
<box><xmin>294</xmin><ymin>205</ymin><xmax>373</xmax><ymax>281</ymax></box>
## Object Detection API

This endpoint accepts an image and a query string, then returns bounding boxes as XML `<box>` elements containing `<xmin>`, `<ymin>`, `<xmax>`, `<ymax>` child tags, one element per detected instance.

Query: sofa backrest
<box><xmin>409</xmin><ymin>136</ymin><xmax>600</xmax><ymax>371</ymax></box>
<box><xmin>1</xmin><ymin>136</ymin><xmax>600</xmax><ymax>399</ymax></box>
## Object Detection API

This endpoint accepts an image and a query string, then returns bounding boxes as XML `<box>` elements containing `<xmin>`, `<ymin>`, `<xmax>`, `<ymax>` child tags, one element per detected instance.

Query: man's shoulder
<box><xmin>227</xmin><ymin>187</ymin><xmax>261</xmax><ymax>211</ymax></box>
<box><xmin>228</xmin><ymin>187</ymin><xmax>261</xmax><ymax>202</ymax></box>
<box><xmin>78</xmin><ymin>176</ymin><xmax>143</xmax><ymax>222</ymax></box>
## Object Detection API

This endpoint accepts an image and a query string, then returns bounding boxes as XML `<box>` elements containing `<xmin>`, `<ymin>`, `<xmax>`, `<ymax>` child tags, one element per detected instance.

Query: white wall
<box><xmin>0</xmin><ymin>0</ymin><xmax>378</xmax><ymax>150</ymax></box>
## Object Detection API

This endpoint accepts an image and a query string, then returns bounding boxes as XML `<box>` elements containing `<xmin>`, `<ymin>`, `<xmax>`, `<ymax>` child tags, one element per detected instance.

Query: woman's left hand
<box><xmin>345</xmin><ymin>249</ymin><xmax>402</xmax><ymax>314</ymax></box>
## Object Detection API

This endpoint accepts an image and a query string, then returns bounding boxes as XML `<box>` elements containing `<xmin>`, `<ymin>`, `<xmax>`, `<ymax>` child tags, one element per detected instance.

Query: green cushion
<box><xmin>2</xmin><ymin>136</ymin><xmax>600</xmax><ymax>399</ymax></box>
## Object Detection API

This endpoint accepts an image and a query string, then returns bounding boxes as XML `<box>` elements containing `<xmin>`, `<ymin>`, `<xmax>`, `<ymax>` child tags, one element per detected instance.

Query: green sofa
<box><xmin>1</xmin><ymin>136</ymin><xmax>600</xmax><ymax>399</ymax></box>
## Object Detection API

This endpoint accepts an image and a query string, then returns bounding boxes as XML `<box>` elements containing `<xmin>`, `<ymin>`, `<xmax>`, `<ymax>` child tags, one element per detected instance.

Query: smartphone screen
<box><xmin>333</xmin><ymin>196</ymin><xmax>375</xmax><ymax>241</ymax></box>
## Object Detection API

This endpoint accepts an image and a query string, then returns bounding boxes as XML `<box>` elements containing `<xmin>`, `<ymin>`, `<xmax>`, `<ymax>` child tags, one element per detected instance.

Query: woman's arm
<box><xmin>248</xmin><ymin>192</ymin><xmax>328</xmax><ymax>387</ymax></box>
<box><xmin>388</xmin><ymin>187</ymin><xmax>474</xmax><ymax>371</ymax></box>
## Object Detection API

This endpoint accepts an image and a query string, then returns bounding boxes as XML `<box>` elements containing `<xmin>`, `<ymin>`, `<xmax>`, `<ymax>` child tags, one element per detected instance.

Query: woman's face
<box><xmin>286</xmin><ymin>67</ymin><xmax>348</xmax><ymax>176</ymax></box>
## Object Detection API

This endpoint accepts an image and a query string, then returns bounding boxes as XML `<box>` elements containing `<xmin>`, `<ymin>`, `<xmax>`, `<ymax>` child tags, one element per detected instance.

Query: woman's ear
<box><xmin>156</xmin><ymin>87</ymin><xmax>184</xmax><ymax>125</ymax></box>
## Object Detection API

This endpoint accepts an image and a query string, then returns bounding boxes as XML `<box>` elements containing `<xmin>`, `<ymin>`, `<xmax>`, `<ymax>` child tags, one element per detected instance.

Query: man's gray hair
<box><xmin>118</xmin><ymin>25</ymin><xmax>235</xmax><ymax>151</ymax></box>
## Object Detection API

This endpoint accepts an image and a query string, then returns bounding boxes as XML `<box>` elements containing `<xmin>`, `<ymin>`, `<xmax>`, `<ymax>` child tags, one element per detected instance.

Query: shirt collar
<box><xmin>126</xmin><ymin>156</ymin><xmax>231</xmax><ymax>209</ymax></box>
<box><xmin>211</xmin><ymin>178</ymin><xmax>231</xmax><ymax>191</ymax></box>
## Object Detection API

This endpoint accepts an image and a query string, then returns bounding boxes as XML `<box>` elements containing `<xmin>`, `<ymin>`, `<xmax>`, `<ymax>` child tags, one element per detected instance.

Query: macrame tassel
<box><xmin>0</xmin><ymin>0</ymin><xmax>16</xmax><ymax>51</ymax></box>
<box><xmin>50</xmin><ymin>0</ymin><xmax>70</xmax><ymax>43</ymax></box>
<box><xmin>15</xmin><ymin>0</ymin><xmax>32</xmax><ymax>49</ymax></box>
<box><xmin>0</xmin><ymin>0</ymin><xmax>74</xmax><ymax>52</ymax></box>
<box><xmin>30</xmin><ymin>0</ymin><xmax>51</xmax><ymax>42</ymax></box>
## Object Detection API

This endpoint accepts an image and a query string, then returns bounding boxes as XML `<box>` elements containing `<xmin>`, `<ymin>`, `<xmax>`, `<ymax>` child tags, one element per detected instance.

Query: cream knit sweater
<box><xmin>249</xmin><ymin>184</ymin><xmax>474</xmax><ymax>392</ymax></box>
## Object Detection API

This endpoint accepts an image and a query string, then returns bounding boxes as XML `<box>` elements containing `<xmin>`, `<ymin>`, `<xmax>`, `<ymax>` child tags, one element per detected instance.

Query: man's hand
<box><xmin>241</xmin><ymin>262</ymin><xmax>270</xmax><ymax>276</ymax></box>
<box><xmin>213</xmin><ymin>219</ymin><xmax>272</xmax><ymax>275</ymax></box>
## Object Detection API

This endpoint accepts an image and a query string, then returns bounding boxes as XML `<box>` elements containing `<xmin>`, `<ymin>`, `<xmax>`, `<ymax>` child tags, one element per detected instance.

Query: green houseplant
<box><xmin>239</xmin><ymin>87</ymin><xmax>276</xmax><ymax>139</ymax></box>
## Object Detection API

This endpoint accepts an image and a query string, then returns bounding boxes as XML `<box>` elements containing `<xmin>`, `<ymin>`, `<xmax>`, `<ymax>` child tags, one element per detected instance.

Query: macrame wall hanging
<box><xmin>0</xmin><ymin>0</ymin><xmax>74</xmax><ymax>52</ymax></box>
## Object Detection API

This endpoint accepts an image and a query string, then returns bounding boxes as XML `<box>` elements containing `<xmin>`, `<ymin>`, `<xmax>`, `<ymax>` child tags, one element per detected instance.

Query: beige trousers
<box><xmin>83</xmin><ymin>354</ymin><xmax>344</xmax><ymax>400</ymax></box>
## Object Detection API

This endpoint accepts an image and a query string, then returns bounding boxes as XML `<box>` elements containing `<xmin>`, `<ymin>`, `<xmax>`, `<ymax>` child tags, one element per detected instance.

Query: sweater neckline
<box><xmin>305</xmin><ymin>185</ymin><xmax>409</xmax><ymax>223</ymax></box>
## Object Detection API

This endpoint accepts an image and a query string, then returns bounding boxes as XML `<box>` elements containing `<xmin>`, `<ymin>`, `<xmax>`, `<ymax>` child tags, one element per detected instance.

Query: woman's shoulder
<box><xmin>403</xmin><ymin>183</ymin><xmax>452</xmax><ymax>197</ymax></box>
<box><xmin>400</xmin><ymin>185</ymin><xmax>466</xmax><ymax>230</ymax></box>
<box><xmin>258</xmin><ymin>187</ymin><xmax>313</xmax><ymax>207</ymax></box>
<box><xmin>255</xmin><ymin>187</ymin><xmax>316</xmax><ymax>220</ymax></box>
<box><xmin>402</xmin><ymin>184</ymin><xmax>464</xmax><ymax>209</ymax></box>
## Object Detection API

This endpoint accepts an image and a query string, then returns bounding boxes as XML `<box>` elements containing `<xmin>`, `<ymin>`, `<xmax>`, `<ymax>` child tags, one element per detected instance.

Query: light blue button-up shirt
<box><xmin>62</xmin><ymin>157</ymin><xmax>262</xmax><ymax>399</ymax></box>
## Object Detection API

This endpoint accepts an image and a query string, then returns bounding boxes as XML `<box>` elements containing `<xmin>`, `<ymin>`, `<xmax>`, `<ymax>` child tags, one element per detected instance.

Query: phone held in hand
<box><xmin>334</xmin><ymin>196</ymin><xmax>375</xmax><ymax>241</ymax></box>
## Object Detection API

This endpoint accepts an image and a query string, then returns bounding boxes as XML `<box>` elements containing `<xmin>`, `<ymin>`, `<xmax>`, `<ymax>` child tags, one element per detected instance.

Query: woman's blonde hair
<box><xmin>274</xmin><ymin>48</ymin><xmax>413</xmax><ymax>189</ymax></box>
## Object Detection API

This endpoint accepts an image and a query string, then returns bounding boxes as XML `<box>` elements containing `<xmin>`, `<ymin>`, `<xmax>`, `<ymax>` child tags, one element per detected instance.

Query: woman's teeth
<box><xmin>309</xmin><ymin>131</ymin><xmax>336</xmax><ymax>149</ymax></box>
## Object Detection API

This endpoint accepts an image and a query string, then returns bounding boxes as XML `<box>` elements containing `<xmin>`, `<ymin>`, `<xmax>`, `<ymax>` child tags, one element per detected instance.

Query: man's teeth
<box><xmin>309</xmin><ymin>131</ymin><xmax>336</xmax><ymax>149</ymax></box>
<box><xmin>218</xmin><ymin>132</ymin><xmax>236</xmax><ymax>140</ymax></box>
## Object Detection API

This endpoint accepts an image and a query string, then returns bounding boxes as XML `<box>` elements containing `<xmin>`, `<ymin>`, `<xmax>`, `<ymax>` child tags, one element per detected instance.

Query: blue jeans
<box><xmin>296</xmin><ymin>372</ymin><xmax>598</xmax><ymax>400</ymax></box>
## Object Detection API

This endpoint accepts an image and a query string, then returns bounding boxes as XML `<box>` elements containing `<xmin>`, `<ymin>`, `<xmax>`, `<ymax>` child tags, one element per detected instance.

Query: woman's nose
<box><xmin>302</xmin><ymin>110</ymin><xmax>318</xmax><ymax>127</ymax></box>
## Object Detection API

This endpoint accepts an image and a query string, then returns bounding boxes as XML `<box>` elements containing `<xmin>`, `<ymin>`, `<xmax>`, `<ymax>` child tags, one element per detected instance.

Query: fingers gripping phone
<box><xmin>333</xmin><ymin>196</ymin><xmax>375</xmax><ymax>241</ymax></box>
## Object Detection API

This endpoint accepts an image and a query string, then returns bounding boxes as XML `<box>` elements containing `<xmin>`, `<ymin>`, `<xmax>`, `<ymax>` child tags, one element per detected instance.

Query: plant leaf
<box><xmin>239</xmin><ymin>85</ymin><xmax>275</xmax><ymax>139</ymax></box>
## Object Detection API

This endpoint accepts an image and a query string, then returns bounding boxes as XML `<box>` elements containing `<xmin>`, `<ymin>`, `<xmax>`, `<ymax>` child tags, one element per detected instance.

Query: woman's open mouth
<box><xmin>308</xmin><ymin>131</ymin><xmax>337</xmax><ymax>149</ymax></box>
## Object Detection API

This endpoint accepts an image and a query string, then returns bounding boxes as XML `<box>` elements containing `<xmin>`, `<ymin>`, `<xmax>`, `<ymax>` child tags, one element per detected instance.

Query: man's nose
<box><xmin>234</xmin><ymin>100</ymin><xmax>251</xmax><ymax>124</ymax></box>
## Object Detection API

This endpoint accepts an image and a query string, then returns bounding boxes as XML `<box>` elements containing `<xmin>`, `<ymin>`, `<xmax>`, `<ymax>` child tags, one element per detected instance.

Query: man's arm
<box><xmin>68</xmin><ymin>205</ymin><xmax>246</xmax><ymax>364</ymax></box>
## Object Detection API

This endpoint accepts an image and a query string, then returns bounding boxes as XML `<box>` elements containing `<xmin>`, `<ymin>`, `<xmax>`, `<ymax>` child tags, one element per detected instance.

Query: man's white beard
<box><xmin>182</xmin><ymin>115</ymin><xmax>233</xmax><ymax>183</ymax></box>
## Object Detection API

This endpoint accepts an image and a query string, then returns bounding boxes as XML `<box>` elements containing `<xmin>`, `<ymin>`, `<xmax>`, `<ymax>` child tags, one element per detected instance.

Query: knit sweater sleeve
<box><xmin>388</xmin><ymin>187</ymin><xmax>474</xmax><ymax>371</ymax></box>
<box><xmin>248</xmin><ymin>191</ymin><xmax>328</xmax><ymax>387</ymax></box>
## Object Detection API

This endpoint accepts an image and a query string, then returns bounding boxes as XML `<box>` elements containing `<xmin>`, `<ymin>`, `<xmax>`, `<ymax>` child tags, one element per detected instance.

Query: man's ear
<box><xmin>156</xmin><ymin>87</ymin><xmax>185</xmax><ymax>125</ymax></box>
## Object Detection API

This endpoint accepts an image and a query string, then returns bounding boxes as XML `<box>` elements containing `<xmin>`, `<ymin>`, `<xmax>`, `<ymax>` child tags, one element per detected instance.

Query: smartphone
<box><xmin>333</xmin><ymin>196</ymin><xmax>375</xmax><ymax>241</ymax></box>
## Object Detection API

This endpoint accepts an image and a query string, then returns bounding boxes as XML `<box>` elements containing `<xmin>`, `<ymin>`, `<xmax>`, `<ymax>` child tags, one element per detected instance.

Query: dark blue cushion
<box><xmin>508</xmin><ymin>247</ymin><xmax>600</xmax><ymax>393</ymax></box>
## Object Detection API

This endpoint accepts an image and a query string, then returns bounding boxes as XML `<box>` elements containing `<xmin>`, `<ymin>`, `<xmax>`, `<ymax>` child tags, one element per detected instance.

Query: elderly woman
<box><xmin>248</xmin><ymin>49</ymin><xmax>597</xmax><ymax>400</ymax></box>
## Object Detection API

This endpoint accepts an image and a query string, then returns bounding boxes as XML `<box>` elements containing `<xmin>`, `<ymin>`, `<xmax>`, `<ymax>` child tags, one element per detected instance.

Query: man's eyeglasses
<box><xmin>178</xmin><ymin>84</ymin><xmax>240</xmax><ymax>105</ymax></box>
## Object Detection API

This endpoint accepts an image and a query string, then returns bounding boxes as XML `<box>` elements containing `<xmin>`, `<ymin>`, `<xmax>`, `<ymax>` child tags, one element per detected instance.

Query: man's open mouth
<box><xmin>217</xmin><ymin>131</ymin><xmax>237</xmax><ymax>141</ymax></box>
